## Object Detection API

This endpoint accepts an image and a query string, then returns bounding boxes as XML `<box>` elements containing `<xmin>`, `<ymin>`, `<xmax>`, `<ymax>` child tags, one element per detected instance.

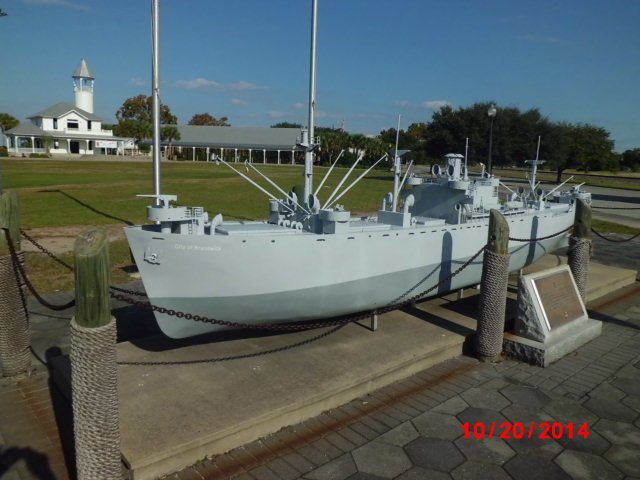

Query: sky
<box><xmin>1</xmin><ymin>0</ymin><xmax>638</xmax><ymax>152</ymax></box>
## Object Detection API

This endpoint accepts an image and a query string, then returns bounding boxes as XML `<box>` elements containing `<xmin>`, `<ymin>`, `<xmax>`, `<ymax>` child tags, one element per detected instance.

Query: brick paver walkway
<box><xmin>167</xmin><ymin>282</ymin><xmax>640</xmax><ymax>480</ymax></box>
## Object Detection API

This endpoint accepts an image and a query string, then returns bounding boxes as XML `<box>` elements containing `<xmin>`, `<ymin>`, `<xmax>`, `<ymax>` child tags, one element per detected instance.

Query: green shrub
<box><xmin>28</xmin><ymin>153</ymin><xmax>50</xmax><ymax>158</ymax></box>
<box><xmin>0</xmin><ymin>146</ymin><xmax>8</xmax><ymax>157</ymax></box>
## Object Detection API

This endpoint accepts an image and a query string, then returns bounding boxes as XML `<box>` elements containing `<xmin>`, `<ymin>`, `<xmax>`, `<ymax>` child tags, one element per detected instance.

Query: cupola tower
<box><xmin>72</xmin><ymin>59</ymin><xmax>95</xmax><ymax>113</ymax></box>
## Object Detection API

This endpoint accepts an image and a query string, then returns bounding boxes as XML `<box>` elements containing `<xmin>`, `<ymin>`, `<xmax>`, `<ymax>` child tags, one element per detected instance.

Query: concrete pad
<box><xmin>52</xmin><ymin>254</ymin><xmax>636</xmax><ymax>479</ymax></box>
<box><xmin>116</xmin><ymin>307</ymin><xmax>466</xmax><ymax>479</ymax></box>
<box><xmin>503</xmin><ymin>317</ymin><xmax>603</xmax><ymax>367</ymax></box>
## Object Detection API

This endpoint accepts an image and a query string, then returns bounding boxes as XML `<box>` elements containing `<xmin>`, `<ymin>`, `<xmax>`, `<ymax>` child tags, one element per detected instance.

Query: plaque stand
<box><xmin>503</xmin><ymin>265</ymin><xmax>602</xmax><ymax>367</ymax></box>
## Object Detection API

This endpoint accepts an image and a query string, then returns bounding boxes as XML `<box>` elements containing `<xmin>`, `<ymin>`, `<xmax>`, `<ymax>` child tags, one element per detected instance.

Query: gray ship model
<box><xmin>125</xmin><ymin>0</ymin><xmax>589</xmax><ymax>339</ymax></box>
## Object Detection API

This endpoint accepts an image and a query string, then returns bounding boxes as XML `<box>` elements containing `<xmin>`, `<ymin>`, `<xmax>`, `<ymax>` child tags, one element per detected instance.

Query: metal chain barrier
<box><xmin>22</xmin><ymin>230</ymin><xmax>150</xmax><ymax>298</ymax></box>
<box><xmin>590</xmin><ymin>229</ymin><xmax>640</xmax><ymax>243</ymax></box>
<box><xmin>508</xmin><ymin>224</ymin><xmax>574</xmax><ymax>243</ymax></box>
<box><xmin>0</xmin><ymin>252</ymin><xmax>31</xmax><ymax>377</ymax></box>
<box><xmin>21</xmin><ymin>229</ymin><xmax>74</xmax><ymax>271</ymax></box>
<box><xmin>109</xmin><ymin>284</ymin><xmax>147</xmax><ymax>297</ymax></box>
<box><xmin>3</xmin><ymin>228</ymin><xmax>75</xmax><ymax>311</ymax></box>
<box><xmin>70</xmin><ymin>317</ymin><xmax>121</xmax><ymax>479</ymax></box>
<box><xmin>592</xmin><ymin>206</ymin><xmax>640</xmax><ymax>210</ymax></box>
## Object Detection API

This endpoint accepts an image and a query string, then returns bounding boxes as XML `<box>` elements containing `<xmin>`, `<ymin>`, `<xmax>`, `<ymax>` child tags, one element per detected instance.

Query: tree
<box><xmin>113</xmin><ymin>119</ymin><xmax>151</xmax><ymax>142</ymax></box>
<box><xmin>188</xmin><ymin>113</ymin><xmax>230</xmax><ymax>126</ymax></box>
<box><xmin>418</xmin><ymin>102</ymin><xmax>617</xmax><ymax>178</ymax></box>
<box><xmin>363</xmin><ymin>137</ymin><xmax>389</xmax><ymax>165</ymax></box>
<box><xmin>43</xmin><ymin>135</ymin><xmax>55</xmax><ymax>154</ymax></box>
<box><xmin>564</xmin><ymin>124</ymin><xmax>616</xmax><ymax>173</ymax></box>
<box><xmin>422</xmin><ymin>103</ymin><xmax>553</xmax><ymax>166</ymax></box>
<box><xmin>114</xmin><ymin>94</ymin><xmax>177</xmax><ymax>142</ymax></box>
<box><xmin>161</xmin><ymin>125</ymin><xmax>181</xmax><ymax>142</ymax></box>
<box><xmin>540</xmin><ymin>122</ymin><xmax>573</xmax><ymax>182</ymax></box>
<box><xmin>116</xmin><ymin>94</ymin><xmax>177</xmax><ymax>124</ymax></box>
<box><xmin>271</xmin><ymin>122</ymin><xmax>302</xmax><ymax>129</ymax></box>
<box><xmin>0</xmin><ymin>113</ymin><xmax>19</xmax><ymax>132</ymax></box>
<box><xmin>317</xmin><ymin>129</ymin><xmax>349</xmax><ymax>165</ymax></box>
<box><xmin>621</xmin><ymin>148</ymin><xmax>640</xmax><ymax>172</ymax></box>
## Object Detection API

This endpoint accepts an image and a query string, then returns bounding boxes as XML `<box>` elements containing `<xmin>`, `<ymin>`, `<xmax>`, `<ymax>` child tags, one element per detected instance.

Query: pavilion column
<box><xmin>67</xmin><ymin>139</ymin><xmax>71</xmax><ymax>154</ymax></box>
<box><xmin>291</xmin><ymin>150</ymin><xmax>295</xmax><ymax>165</ymax></box>
<box><xmin>192</xmin><ymin>147</ymin><xmax>196</xmax><ymax>161</ymax></box>
<box><xmin>31</xmin><ymin>137</ymin><xmax>35</xmax><ymax>153</ymax></box>
<box><xmin>277</xmin><ymin>150</ymin><xmax>281</xmax><ymax>165</ymax></box>
<box><xmin>206</xmin><ymin>147</ymin><xmax>210</xmax><ymax>162</ymax></box>
<box><xmin>221</xmin><ymin>148</ymin><xmax>224</xmax><ymax>160</ymax></box>
<box><xmin>263</xmin><ymin>149</ymin><xmax>266</xmax><ymax>164</ymax></box>
<box><xmin>249</xmin><ymin>149</ymin><xmax>252</xmax><ymax>163</ymax></box>
<box><xmin>234</xmin><ymin>148</ymin><xmax>238</xmax><ymax>163</ymax></box>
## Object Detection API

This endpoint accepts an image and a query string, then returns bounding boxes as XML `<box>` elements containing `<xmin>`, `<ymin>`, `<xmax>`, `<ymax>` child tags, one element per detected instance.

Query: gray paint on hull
<box><xmin>148</xmin><ymin>239</ymin><xmax>558</xmax><ymax>338</ymax></box>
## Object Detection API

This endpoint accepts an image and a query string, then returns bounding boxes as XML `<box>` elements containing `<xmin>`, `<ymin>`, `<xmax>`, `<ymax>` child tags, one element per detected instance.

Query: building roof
<box><xmin>164</xmin><ymin>125</ymin><xmax>303</xmax><ymax>150</ymax></box>
<box><xmin>5</xmin><ymin>122</ymin><xmax>46</xmax><ymax>136</ymax></box>
<box><xmin>28</xmin><ymin>102</ymin><xmax>102</xmax><ymax>122</ymax></box>
<box><xmin>5</xmin><ymin>121</ymin><xmax>129</xmax><ymax>142</ymax></box>
<box><xmin>73</xmin><ymin>59</ymin><xmax>95</xmax><ymax>79</ymax></box>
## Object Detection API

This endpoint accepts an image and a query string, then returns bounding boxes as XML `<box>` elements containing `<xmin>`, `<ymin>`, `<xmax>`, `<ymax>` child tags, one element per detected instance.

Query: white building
<box><xmin>5</xmin><ymin>60</ymin><xmax>131</xmax><ymax>156</ymax></box>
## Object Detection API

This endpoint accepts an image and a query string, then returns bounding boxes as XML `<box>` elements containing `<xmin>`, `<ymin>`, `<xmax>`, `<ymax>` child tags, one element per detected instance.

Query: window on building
<box><xmin>67</xmin><ymin>119</ymin><xmax>79</xmax><ymax>130</ymax></box>
<box><xmin>53</xmin><ymin>118</ymin><xmax>58</xmax><ymax>129</ymax></box>
<box><xmin>87</xmin><ymin>120</ymin><xmax>92</xmax><ymax>130</ymax></box>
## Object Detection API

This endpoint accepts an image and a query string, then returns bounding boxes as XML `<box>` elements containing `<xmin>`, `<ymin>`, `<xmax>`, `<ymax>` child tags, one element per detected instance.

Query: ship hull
<box><xmin>125</xmin><ymin>207</ymin><xmax>573</xmax><ymax>338</ymax></box>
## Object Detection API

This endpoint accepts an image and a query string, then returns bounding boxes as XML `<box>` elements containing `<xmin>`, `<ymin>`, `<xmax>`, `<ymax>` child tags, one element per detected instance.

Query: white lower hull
<box><xmin>125</xmin><ymin>207</ymin><xmax>573</xmax><ymax>338</ymax></box>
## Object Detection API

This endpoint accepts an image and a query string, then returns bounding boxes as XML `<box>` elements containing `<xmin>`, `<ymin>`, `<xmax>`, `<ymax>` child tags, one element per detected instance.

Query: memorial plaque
<box><xmin>531</xmin><ymin>269</ymin><xmax>585</xmax><ymax>330</ymax></box>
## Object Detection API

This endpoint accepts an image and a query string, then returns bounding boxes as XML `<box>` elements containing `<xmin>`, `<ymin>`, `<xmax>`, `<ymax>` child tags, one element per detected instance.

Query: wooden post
<box><xmin>0</xmin><ymin>191</ymin><xmax>30</xmax><ymax>377</ymax></box>
<box><xmin>74</xmin><ymin>227</ymin><xmax>111</xmax><ymax>328</ymax></box>
<box><xmin>572</xmin><ymin>198</ymin><xmax>592</xmax><ymax>240</ymax></box>
<box><xmin>70</xmin><ymin>227</ymin><xmax>121</xmax><ymax>479</ymax></box>
<box><xmin>487</xmin><ymin>210</ymin><xmax>509</xmax><ymax>256</ymax></box>
<box><xmin>476</xmin><ymin>209</ymin><xmax>510</xmax><ymax>362</ymax></box>
<box><xmin>569</xmin><ymin>198</ymin><xmax>592</xmax><ymax>302</ymax></box>
<box><xmin>0</xmin><ymin>191</ymin><xmax>20</xmax><ymax>256</ymax></box>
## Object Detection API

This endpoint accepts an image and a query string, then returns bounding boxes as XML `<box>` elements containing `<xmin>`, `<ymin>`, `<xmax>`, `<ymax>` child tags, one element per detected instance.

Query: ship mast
<box><xmin>303</xmin><ymin>0</ymin><xmax>319</xmax><ymax>208</ymax></box>
<box><xmin>152</xmin><ymin>0</ymin><xmax>161</xmax><ymax>205</ymax></box>
<box><xmin>392</xmin><ymin>115</ymin><xmax>401</xmax><ymax>211</ymax></box>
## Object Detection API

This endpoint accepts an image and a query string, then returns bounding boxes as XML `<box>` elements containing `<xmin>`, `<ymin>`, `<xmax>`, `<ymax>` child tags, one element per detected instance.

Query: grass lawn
<box><xmin>4</xmin><ymin>159</ymin><xmax>393</xmax><ymax>227</ymax></box>
<box><xmin>492</xmin><ymin>167</ymin><xmax>640</xmax><ymax>191</ymax></box>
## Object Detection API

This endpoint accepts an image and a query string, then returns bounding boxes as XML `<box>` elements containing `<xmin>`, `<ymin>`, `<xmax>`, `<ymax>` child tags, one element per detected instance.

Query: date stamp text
<box><xmin>461</xmin><ymin>422</ymin><xmax>590</xmax><ymax>439</ymax></box>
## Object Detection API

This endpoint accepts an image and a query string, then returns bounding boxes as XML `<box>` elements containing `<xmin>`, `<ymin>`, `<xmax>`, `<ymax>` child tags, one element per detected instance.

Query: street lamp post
<box><xmin>487</xmin><ymin>104</ymin><xmax>497</xmax><ymax>175</ymax></box>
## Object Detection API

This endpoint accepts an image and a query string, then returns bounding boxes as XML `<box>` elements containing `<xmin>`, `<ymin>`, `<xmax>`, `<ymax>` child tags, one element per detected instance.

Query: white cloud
<box><xmin>292</xmin><ymin>102</ymin><xmax>305</xmax><ymax>110</ymax></box>
<box><xmin>231</xmin><ymin>98</ymin><xmax>248</xmax><ymax>105</ymax></box>
<box><xmin>130</xmin><ymin>77</ymin><xmax>146</xmax><ymax>87</ymax></box>
<box><xmin>175</xmin><ymin>78</ymin><xmax>220</xmax><ymax>89</ymax></box>
<box><xmin>175</xmin><ymin>77</ymin><xmax>267</xmax><ymax>91</ymax></box>
<box><xmin>228</xmin><ymin>80</ymin><xmax>267</xmax><ymax>91</ymax></box>
<box><xmin>422</xmin><ymin>100</ymin><xmax>452</xmax><ymax>110</ymax></box>
<box><xmin>267</xmin><ymin>110</ymin><xmax>289</xmax><ymax>118</ymax></box>
<box><xmin>397</xmin><ymin>100</ymin><xmax>413</xmax><ymax>107</ymax></box>
<box><xmin>23</xmin><ymin>0</ymin><xmax>90</xmax><ymax>11</ymax></box>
